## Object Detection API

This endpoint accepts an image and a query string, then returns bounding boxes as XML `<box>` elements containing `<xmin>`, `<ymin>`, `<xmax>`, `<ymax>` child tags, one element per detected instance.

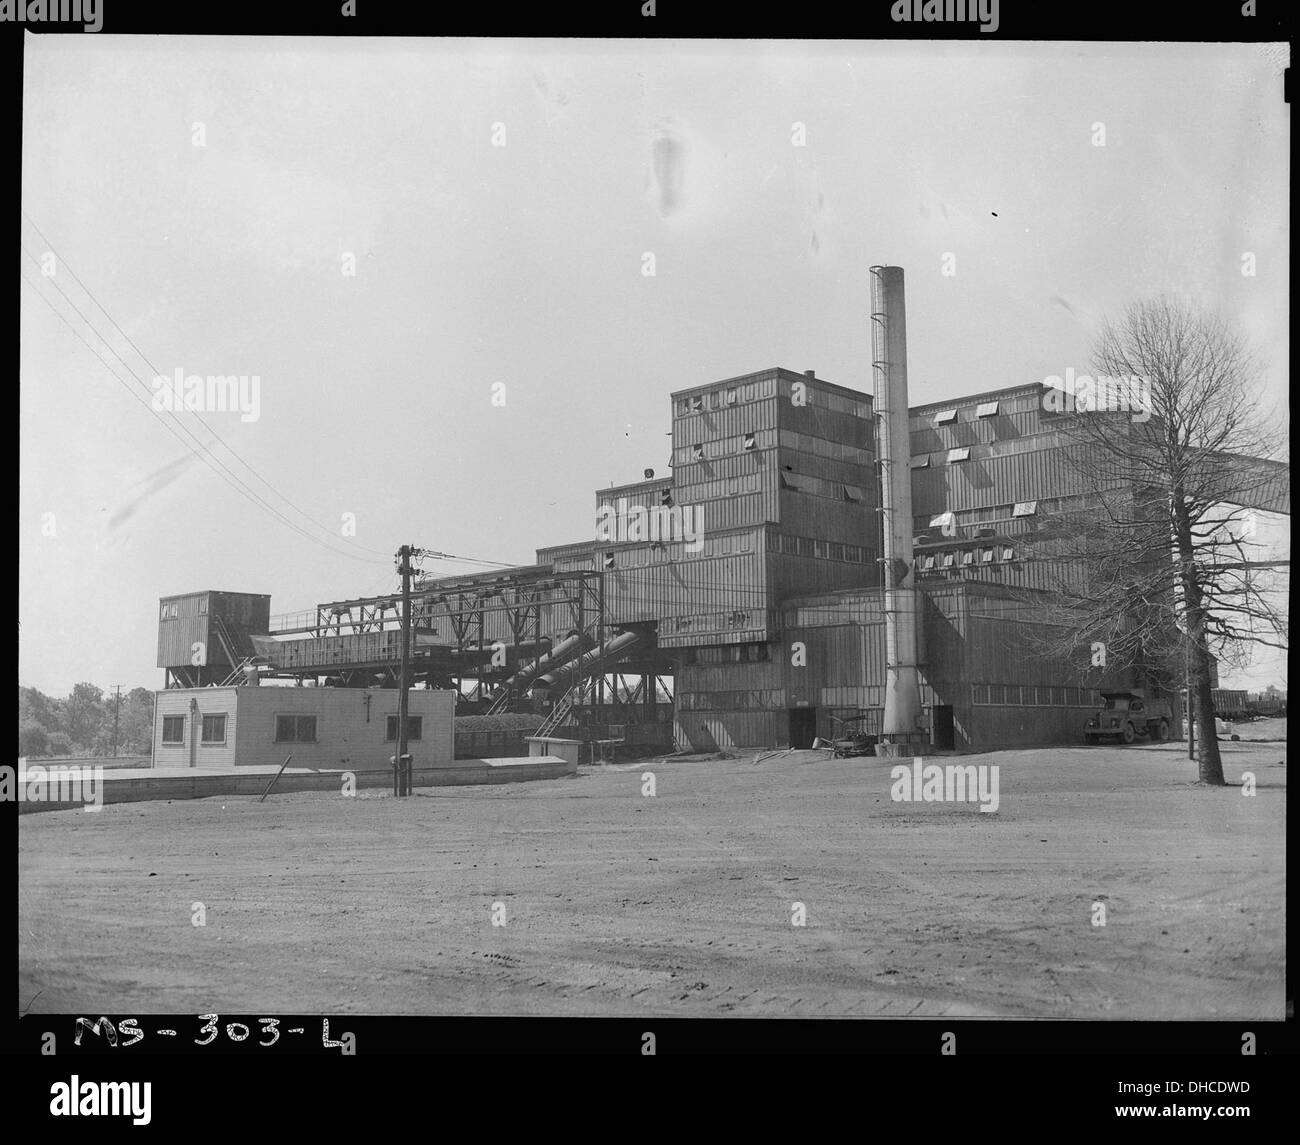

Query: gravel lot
<box><xmin>19</xmin><ymin>736</ymin><xmax>1285</xmax><ymax>1019</ymax></box>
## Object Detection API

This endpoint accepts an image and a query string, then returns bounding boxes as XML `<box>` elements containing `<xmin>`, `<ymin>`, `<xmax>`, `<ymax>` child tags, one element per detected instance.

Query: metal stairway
<box><xmin>535</xmin><ymin>686</ymin><xmax>577</xmax><ymax>737</ymax></box>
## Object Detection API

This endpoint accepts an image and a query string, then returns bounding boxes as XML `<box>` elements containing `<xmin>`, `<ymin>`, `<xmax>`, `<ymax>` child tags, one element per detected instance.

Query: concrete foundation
<box><xmin>15</xmin><ymin>756</ymin><xmax>576</xmax><ymax>815</ymax></box>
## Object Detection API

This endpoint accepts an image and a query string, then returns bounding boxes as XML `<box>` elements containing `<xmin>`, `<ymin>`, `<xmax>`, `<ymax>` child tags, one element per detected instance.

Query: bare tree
<box><xmin>1016</xmin><ymin>297</ymin><xmax>1287</xmax><ymax>785</ymax></box>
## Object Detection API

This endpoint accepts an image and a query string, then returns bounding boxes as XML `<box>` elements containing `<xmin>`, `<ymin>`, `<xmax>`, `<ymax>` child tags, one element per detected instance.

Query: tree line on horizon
<box><xmin>19</xmin><ymin>684</ymin><xmax>154</xmax><ymax>759</ymax></box>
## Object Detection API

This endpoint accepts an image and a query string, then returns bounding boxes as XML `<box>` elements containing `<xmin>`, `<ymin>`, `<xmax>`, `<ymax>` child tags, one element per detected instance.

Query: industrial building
<box><xmin>150</xmin><ymin>685</ymin><xmax>455</xmax><ymax>771</ymax></box>
<box><xmin>154</xmin><ymin>267</ymin><xmax>1288</xmax><ymax>757</ymax></box>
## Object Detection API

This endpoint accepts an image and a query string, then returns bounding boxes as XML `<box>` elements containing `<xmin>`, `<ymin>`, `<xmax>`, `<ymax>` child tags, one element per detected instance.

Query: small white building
<box><xmin>151</xmin><ymin>686</ymin><xmax>455</xmax><ymax>771</ymax></box>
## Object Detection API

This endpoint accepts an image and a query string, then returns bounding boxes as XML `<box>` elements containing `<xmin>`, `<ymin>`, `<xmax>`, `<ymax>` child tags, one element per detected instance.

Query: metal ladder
<box><xmin>485</xmin><ymin>687</ymin><xmax>515</xmax><ymax>716</ymax></box>
<box><xmin>535</xmin><ymin>685</ymin><xmax>578</xmax><ymax>737</ymax></box>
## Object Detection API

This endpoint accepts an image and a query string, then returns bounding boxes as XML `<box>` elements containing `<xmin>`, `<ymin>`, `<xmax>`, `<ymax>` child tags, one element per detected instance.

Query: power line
<box><xmin>21</xmin><ymin>216</ymin><xmax>398</xmax><ymax>561</ymax></box>
<box><xmin>21</xmin><ymin>257</ymin><xmax>392</xmax><ymax>566</ymax></box>
<box><xmin>22</xmin><ymin>218</ymin><xmax>534</xmax><ymax>575</ymax></box>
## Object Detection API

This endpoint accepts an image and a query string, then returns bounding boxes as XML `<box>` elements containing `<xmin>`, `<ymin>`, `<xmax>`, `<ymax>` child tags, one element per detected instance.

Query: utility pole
<box><xmin>110</xmin><ymin>684</ymin><xmax>123</xmax><ymax>758</ymax></box>
<box><xmin>396</xmin><ymin>545</ymin><xmax>413</xmax><ymax>797</ymax></box>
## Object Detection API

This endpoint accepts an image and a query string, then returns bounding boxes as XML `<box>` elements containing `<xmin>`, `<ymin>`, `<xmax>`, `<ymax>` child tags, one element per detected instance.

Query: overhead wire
<box><xmin>20</xmin><ymin>259</ymin><xmax>393</xmax><ymax>566</ymax></box>
<box><xmin>22</xmin><ymin>221</ymin><xmax>532</xmax><ymax>571</ymax></box>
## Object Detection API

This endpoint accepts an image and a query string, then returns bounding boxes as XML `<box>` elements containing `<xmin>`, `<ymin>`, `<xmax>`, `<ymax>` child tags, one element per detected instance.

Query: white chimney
<box><xmin>869</xmin><ymin>265</ymin><xmax>930</xmax><ymax>757</ymax></box>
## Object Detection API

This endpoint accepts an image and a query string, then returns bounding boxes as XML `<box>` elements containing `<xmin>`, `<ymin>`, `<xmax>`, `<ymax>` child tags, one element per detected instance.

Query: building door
<box><xmin>931</xmin><ymin>705</ymin><xmax>955</xmax><ymax>751</ymax></box>
<box><xmin>789</xmin><ymin>707</ymin><xmax>817</xmax><ymax>750</ymax></box>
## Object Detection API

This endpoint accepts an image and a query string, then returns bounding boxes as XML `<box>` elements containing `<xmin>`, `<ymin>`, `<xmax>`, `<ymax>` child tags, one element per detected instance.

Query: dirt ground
<box><xmin>18</xmin><ymin>736</ymin><xmax>1285</xmax><ymax>1019</ymax></box>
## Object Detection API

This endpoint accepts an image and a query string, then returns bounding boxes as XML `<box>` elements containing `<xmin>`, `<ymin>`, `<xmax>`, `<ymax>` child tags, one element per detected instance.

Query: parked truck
<box><xmin>1084</xmin><ymin>690</ymin><xmax>1172</xmax><ymax>745</ymax></box>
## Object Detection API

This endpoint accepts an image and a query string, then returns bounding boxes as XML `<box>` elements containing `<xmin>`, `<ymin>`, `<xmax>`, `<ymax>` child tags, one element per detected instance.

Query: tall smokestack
<box><xmin>869</xmin><ymin>265</ymin><xmax>930</xmax><ymax>757</ymax></box>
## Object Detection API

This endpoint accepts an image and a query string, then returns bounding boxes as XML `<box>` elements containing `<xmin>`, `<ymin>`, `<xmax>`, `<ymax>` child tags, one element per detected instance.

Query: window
<box><xmin>797</xmin><ymin>537</ymin><xmax>815</xmax><ymax>557</ymax></box>
<box><xmin>829</xmin><ymin>543</ymin><xmax>844</xmax><ymax>561</ymax></box>
<box><xmin>160</xmin><ymin>602</ymin><xmax>179</xmax><ymax>620</ymax></box>
<box><xmin>725</xmin><ymin>389</ymin><xmax>738</xmax><ymax>405</ymax></box>
<box><xmin>814</xmin><ymin>541</ymin><xmax>828</xmax><ymax>559</ymax></box>
<box><xmin>201</xmin><ymin>714</ymin><xmax>227</xmax><ymax>745</ymax></box>
<box><xmin>276</xmin><ymin>715</ymin><xmax>317</xmax><ymax>743</ymax></box>
<box><xmin>929</xmin><ymin>511</ymin><xmax>955</xmax><ymax>531</ymax></box>
<box><xmin>742</xmin><ymin>432</ymin><xmax>757</xmax><ymax>451</ymax></box>
<box><xmin>385</xmin><ymin>716</ymin><xmax>423</xmax><ymax>742</ymax></box>
<box><xmin>934</xmin><ymin>409</ymin><xmax>957</xmax><ymax>425</ymax></box>
<box><xmin>691</xmin><ymin>444</ymin><xmax>705</xmax><ymax>461</ymax></box>
<box><xmin>947</xmin><ymin>447</ymin><xmax>971</xmax><ymax>463</ymax></box>
<box><xmin>688</xmin><ymin>396</ymin><xmax>703</xmax><ymax>413</ymax></box>
<box><xmin>1012</xmin><ymin>501</ymin><xmax>1038</xmax><ymax>518</ymax></box>
<box><xmin>922</xmin><ymin>555</ymin><xmax>936</xmax><ymax>571</ymax></box>
<box><xmin>842</xmin><ymin>484</ymin><xmax>864</xmax><ymax>502</ymax></box>
<box><xmin>981</xmin><ymin>548</ymin><xmax>995</xmax><ymax>563</ymax></box>
<box><xmin>1002</xmin><ymin>547</ymin><xmax>1016</xmax><ymax>561</ymax></box>
<box><xmin>779</xmin><ymin>472</ymin><xmax>804</xmax><ymax>491</ymax></box>
<box><xmin>910</xmin><ymin>456</ymin><xmax>931</xmax><ymax>469</ymax></box>
<box><xmin>162</xmin><ymin>716</ymin><xmax>185</xmax><ymax>744</ymax></box>
<box><xmin>961</xmin><ymin>550</ymin><xmax>974</xmax><ymax>566</ymax></box>
<box><xmin>975</xmin><ymin>401</ymin><xmax>999</xmax><ymax>418</ymax></box>
<box><xmin>941</xmin><ymin>552</ymin><xmax>955</xmax><ymax>568</ymax></box>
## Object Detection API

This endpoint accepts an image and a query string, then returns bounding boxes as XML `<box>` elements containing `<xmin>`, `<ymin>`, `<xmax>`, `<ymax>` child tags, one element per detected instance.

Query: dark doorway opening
<box><xmin>931</xmin><ymin>705</ymin><xmax>955</xmax><ymax>750</ymax></box>
<box><xmin>789</xmin><ymin>707</ymin><xmax>817</xmax><ymax>749</ymax></box>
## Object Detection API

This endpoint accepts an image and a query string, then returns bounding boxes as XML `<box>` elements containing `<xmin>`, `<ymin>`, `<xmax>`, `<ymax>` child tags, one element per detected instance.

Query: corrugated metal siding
<box><xmin>668</xmin><ymin>488</ymin><xmax>779</xmax><ymax>531</ymax></box>
<box><xmin>536</xmin><ymin>540</ymin><xmax>594</xmax><ymax>562</ymax></box>
<box><xmin>909</xmin><ymin>384</ymin><xmax>1043</xmax><ymax>428</ymax></box>
<box><xmin>158</xmin><ymin>593</ymin><xmax>272</xmax><ymax>668</ymax></box>
<box><xmin>549</xmin><ymin>553</ymin><xmax>596</xmax><ymax>572</ymax></box>
<box><xmin>210</xmin><ymin>592</ymin><xmax>272</xmax><ymax>631</ymax></box>
<box><xmin>778</xmin><ymin>450</ymin><xmax>875</xmax><ymax>486</ymax></box>
<box><xmin>609</xmin><ymin>547</ymin><xmax>769</xmax><ymax>641</ymax></box>
<box><xmin>776</xmin><ymin>490</ymin><xmax>878</xmax><ymax>542</ymax></box>
<box><xmin>595</xmin><ymin>485</ymin><xmax>679</xmax><ymax>519</ymax></box>
<box><xmin>774</xmin><ymin>375</ymin><xmax>873</xmax><ymax>418</ymax></box>
<box><xmin>157</xmin><ymin>616</ymin><xmax>211</xmax><ymax>670</ymax></box>
<box><xmin>910</xmin><ymin>410</ymin><xmax>1048</xmax><ymax>455</ymax></box>
<box><xmin>673</xmin><ymin>454</ymin><xmax>779</xmax><ymax>483</ymax></box>
<box><xmin>766</xmin><ymin>552</ymin><xmax>876</xmax><ymax>602</ymax></box>
<box><xmin>779</xmin><ymin>402</ymin><xmax>873</xmax><ymax>448</ymax></box>
<box><xmin>962</xmin><ymin>615</ymin><xmax>1092</xmax><ymax>685</ymax></box>
<box><xmin>672</xmin><ymin>399</ymin><xmax>780</xmax><ymax>446</ymax></box>
<box><xmin>672</xmin><ymin>372</ymin><xmax>780</xmax><ymax>409</ymax></box>
<box><xmin>271</xmin><ymin>630</ymin><xmax>412</xmax><ymax>668</ymax></box>
<box><xmin>967</xmin><ymin>705</ymin><xmax>1092</xmax><ymax>748</ymax></box>
<box><xmin>678</xmin><ymin>659</ymin><xmax>784</xmax><ymax>692</ymax></box>
<box><xmin>781</xmin><ymin>622</ymin><xmax>886</xmax><ymax>701</ymax></box>
<box><xmin>673</xmin><ymin>710</ymin><xmax>784</xmax><ymax>751</ymax></box>
<box><xmin>159</xmin><ymin>592</ymin><xmax>209</xmax><ymax>616</ymax></box>
<box><xmin>911</xmin><ymin>446</ymin><xmax>1098</xmax><ymax>515</ymax></box>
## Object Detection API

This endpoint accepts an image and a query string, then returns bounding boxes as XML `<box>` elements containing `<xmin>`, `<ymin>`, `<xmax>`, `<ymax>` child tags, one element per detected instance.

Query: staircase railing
<box><xmin>535</xmin><ymin>686</ymin><xmax>577</xmax><ymax>737</ymax></box>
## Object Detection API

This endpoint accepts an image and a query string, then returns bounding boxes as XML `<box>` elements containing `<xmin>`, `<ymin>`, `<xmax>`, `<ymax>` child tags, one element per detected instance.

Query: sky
<box><xmin>19</xmin><ymin>36</ymin><xmax>1290</xmax><ymax>695</ymax></box>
